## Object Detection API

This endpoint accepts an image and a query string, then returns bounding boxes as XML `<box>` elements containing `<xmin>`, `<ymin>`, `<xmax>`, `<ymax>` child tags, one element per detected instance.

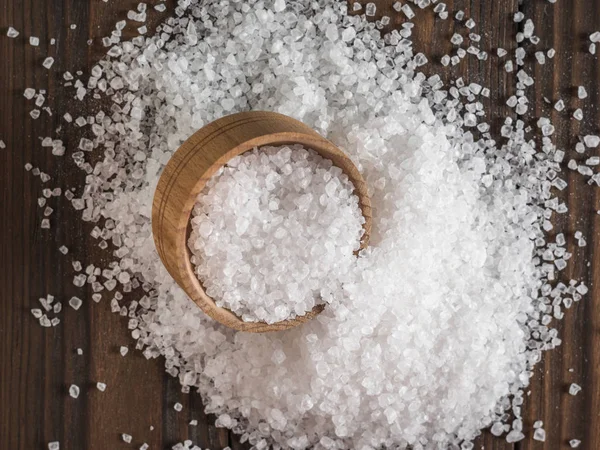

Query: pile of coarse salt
<box><xmin>12</xmin><ymin>0</ymin><xmax>597</xmax><ymax>448</ymax></box>
<box><xmin>189</xmin><ymin>145</ymin><xmax>364</xmax><ymax>324</ymax></box>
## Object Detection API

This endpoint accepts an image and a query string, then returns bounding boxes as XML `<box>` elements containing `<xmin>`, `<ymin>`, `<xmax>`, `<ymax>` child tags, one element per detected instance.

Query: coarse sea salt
<box><xmin>19</xmin><ymin>0</ymin><xmax>592</xmax><ymax>448</ymax></box>
<box><xmin>69</xmin><ymin>384</ymin><xmax>80</xmax><ymax>398</ymax></box>
<box><xmin>189</xmin><ymin>145</ymin><xmax>364</xmax><ymax>324</ymax></box>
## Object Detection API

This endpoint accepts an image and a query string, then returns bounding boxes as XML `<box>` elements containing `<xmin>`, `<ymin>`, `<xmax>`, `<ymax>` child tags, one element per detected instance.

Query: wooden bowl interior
<box><xmin>182</xmin><ymin>136</ymin><xmax>371</xmax><ymax>331</ymax></box>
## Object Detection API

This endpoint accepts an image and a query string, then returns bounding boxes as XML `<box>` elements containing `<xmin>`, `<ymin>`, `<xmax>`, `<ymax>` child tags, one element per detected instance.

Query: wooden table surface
<box><xmin>1</xmin><ymin>1</ymin><xmax>599</xmax><ymax>449</ymax></box>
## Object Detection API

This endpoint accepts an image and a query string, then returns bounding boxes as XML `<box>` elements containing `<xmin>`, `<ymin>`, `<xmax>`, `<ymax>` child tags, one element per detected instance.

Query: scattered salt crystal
<box><xmin>554</xmin><ymin>99</ymin><xmax>565</xmax><ymax>111</ymax></box>
<box><xmin>122</xmin><ymin>434</ymin><xmax>132</xmax><ymax>444</ymax></box>
<box><xmin>7</xmin><ymin>27</ymin><xmax>19</xmax><ymax>38</ymax></box>
<box><xmin>174</xmin><ymin>402</ymin><xmax>183</xmax><ymax>412</ymax></box>
<box><xmin>69</xmin><ymin>296</ymin><xmax>83</xmax><ymax>310</ymax></box>
<box><xmin>96</xmin><ymin>382</ymin><xmax>107</xmax><ymax>392</ymax></box>
<box><xmin>59</xmin><ymin>245</ymin><xmax>69</xmax><ymax>254</ymax></box>
<box><xmin>533</xmin><ymin>428</ymin><xmax>546</xmax><ymax>442</ymax></box>
<box><xmin>535</xmin><ymin>52</ymin><xmax>546</xmax><ymax>64</ymax></box>
<box><xmin>39</xmin><ymin>315</ymin><xmax>51</xmax><ymax>327</ymax></box>
<box><xmin>48</xmin><ymin>442</ymin><xmax>60</xmax><ymax>450</ymax></box>
<box><xmin>365</xmin><ymin>2</ymin><xmax>376</xmax><ymax>16</ymax></box>
<box><xmin>189</xmin><ymin>420</ymin><xmax>198</xmax><ymax>426</ymax></box>
<box><xmin>584</xmin><ymin>135</ymin><xmax>600</xmax><ymax>148</ymax></box>
<box><xmin>401</xmin><ymin>4</ymin><xmax>414</xmax><ymax>19</ymax></box>
<box><xmin>578</xmin><ymin>86</ymin><xmax>588</xmax><ymax>99</ymax></box>
<box><xmin>120</xmin><ymin>346</ymin><xmax>128</xmax><ymax>356</ymax></box>
<box><xmin>506</xmin><ymin>430</ymin><xmax>525</xmax><ymax>443</ymax></box>
<box><xmin>76</xmin><ymin>348</ymin><xmax>83</xmax><ymax>355</ymax></box>
<box><xmin>570</xmin><ymin>439</ymin><xmax>582</xmax><ymax>448</ymax></box>
<box><xmin>42</xmin><ymin>57</ymin><xmax>54</xmax><ymax>69</ymax></box>
<box><xmin>30</xmin><ymin>36</ymin><xmax>39</xmax><ymax>46</ymax></box>
<box><xmin>69</xmin><ymin>384</ymin><xmax>80</xmax><ymax>398</ymax></box>
<box><xmin>569</xmin><ymin>383</ymin><xmax>582</xmax><ymax>395</ymax></box>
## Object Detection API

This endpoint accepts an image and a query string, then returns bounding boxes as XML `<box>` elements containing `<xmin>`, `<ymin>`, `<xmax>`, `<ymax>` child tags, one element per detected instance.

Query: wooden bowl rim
<box><xmin>160</xmin><ymin>112</ymin><xmax>372</xmax><ymax>332</ymax></box>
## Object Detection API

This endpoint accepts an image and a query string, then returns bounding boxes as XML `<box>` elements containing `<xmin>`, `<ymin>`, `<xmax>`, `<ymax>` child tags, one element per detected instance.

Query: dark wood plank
<box><xmin>517</xmin><ymin>1</ymin><xmax>600</xmax><ymax>450</ymax></box>
<box><xmin>1</xmin><ymin>1</ymin><xmax>599</xmax><ymax>450</ymax></box>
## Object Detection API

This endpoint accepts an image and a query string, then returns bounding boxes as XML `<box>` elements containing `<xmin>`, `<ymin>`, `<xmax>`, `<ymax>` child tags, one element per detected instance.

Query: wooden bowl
<box><xmin>151</xmin><ymin>111</ymin><xmax>372</xmax><ymax>333</ymax></box>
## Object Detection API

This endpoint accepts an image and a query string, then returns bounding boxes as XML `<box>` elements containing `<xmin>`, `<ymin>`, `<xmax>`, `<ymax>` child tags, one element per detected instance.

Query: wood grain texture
<box><xmin>152</xmin><ymin>110</ymin><xmax>371</xmax><ymax>333</ymax></box>
<box><xmin>0</xmin><ymin>0</ymin><xmax>598</xmax><ymax>449</ymax></box>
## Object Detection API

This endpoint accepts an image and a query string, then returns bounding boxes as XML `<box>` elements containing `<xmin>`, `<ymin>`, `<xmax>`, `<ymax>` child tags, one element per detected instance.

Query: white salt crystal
<box><xmin>96</xmin><ymin>382</ymin><xmax>107</xmax><ymax>392</ymax></box>
<box><xmin>69</xmin><ymin>384</ymin><xmax>80</xmax><ymax>398</ymax></box>
<box><xmin>535</xmin><ymin>52</ymin><xmax>545</xmax><ymax>64</ymax></box>
<box><xmin>42</xmin><ymin>57</ymin><xmax>54</xmax><ymax>69</ymax></box>
<box><xmin>569</xmin><ymin>383</ymin><xmax>581</xmax><ymax>395</ymax></box>
<box><xmin>570</xmin><ymin>439</ymin><xmax>582</xmax><ymax>448</ymax></box>
<box><xmin>506</xmin><ymin>430</ymin><xmax>524</xmax><ymax>443</ymax></box>
<box><xmin>365</xmin><ymin>2</ymin><xmax>376</xmax><ymax>16</ymax></box>
<box><xmin>578</xmin><ymin>86</ymin><xmax>588</xmax><ymax>99</ymax></box>
<box><xmin>30</xmin><ymin>36</ymin><xmax>39</xmax><ymax>46</ymax></box>
<box><xmin>7</xmin><ymin>27</ymin><xmax>19</xmax><ymax>38</ymax></box>
<box><xmin>174</xmin><ymin>402</ymin><xmax>183</xmax><ymax>412</ymax></box>
<box><xmin>401</xmin><ymin>4</ymin><xmax>414</xmax><ymax>19</ymax></box>
<box><xmin>584</xmin><ymin>135</ymin><xmax>600</xmax><ymax>148</ymax></box>
<box><xmin>273</xmin><ymin>0</ymin><xmax>286</xmax><ymax>12</ymax></box>
<box><xmin>122</xmin><ymin>434</ymin><xmax>132</xmax><ymax>443</ymax></box>
<box><xmin>120</xmin><ymin>346</ymin><xmax>129</xmax><ymax>356</ymax></box>
<box><xmin>69</xmin><ymin>296</ymin><xmax>83</xmax><ymax>310</ymax></box>
<box><xmin>48</xmin><ymin>442</ymin><xmax>60</xmax><ymax>450</ymax></box>
<box><xmin>533</xmin><ymin>428</ymin><xmax>546</xmax><ymax>441</ymax></box>
<box><xmin>24</xmin><ymin>88</ymin><xmax>36</xmax><ymax>99</ymax></box>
